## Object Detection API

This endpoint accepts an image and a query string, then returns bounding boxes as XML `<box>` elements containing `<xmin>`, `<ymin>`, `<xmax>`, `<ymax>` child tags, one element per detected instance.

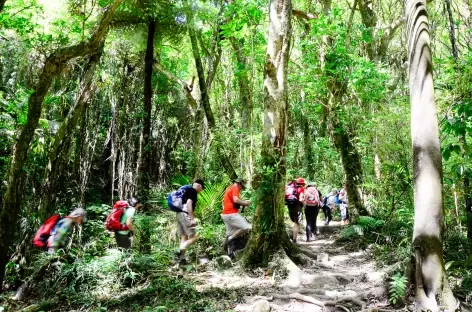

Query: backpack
<box><xmin>168</xmin><ymin>185</ymin><xmax>193</xmax><ymax>213</ymax></box>
<box><xmin>305</xmin><ymin>187</ymin><xmax>320</xmax><ymax>206</ymax></box>
<box><xmin>105</xmin><ymin>200</ymin><xmax>130</xmax><ymax>232</ymax></box>
<box><xmin>285</xmin><ymin>182</ymin><xmax>298</xmax><ymax>203</ymax></box>
<box><xmin>33</xmin><ymin>214</ymin><xmax>62</xmax><ymax>248</ymax></box>
<box><xmin>334</xmin><ymin>194</ymin><xmax>341</xmax><ymax>205</ymax></box>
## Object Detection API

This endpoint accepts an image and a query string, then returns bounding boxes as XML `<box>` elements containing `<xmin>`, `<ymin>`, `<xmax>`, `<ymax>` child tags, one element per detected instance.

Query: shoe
<box><xmin>173</xmin><ymin>249</ymin><xmax>183</xmax><ymax>260</ymax></box>
<box><xmin>178</xmin><ymin>258</ymin><xmax>188</xmax><ymax>265</ymax></box>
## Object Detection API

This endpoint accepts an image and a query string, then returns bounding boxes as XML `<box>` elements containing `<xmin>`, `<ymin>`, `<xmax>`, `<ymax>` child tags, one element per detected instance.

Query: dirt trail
<box><xmin>192</xmin><ymin>220</ymin><xmax>390</xmax><ymax>312</ymax></box>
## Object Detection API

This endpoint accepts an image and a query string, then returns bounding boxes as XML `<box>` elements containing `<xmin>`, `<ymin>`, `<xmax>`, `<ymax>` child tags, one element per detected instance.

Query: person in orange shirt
<box><xmin>221</xmin><ymin>178</ymin><xmax>251</xmax><ymax>256</ymax></box>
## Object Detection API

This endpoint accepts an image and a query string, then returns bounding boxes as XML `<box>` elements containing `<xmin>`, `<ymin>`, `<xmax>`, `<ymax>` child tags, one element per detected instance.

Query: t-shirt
<box><xmin>48</xmin><ymin>217</ymin><xmax>74</xmax><ymax>249</ymax></box>
<box><xmin>339</xmin><ymin>189</ymin><xmax>348</xmax><ymax>204</ymax></box>
<box><xmin>181</xmin><ymin>187</ymin><xmax>198</xmax><ymax>211</ymax></box>
<box><xmin>118</xmin><ymin>207</ymin><xmax>136</xmax><ymax>235</ymax></box>
<box><xmin>222</xmin><ymin>184</ymin><xmax>240</xmax><ymax>215</ymax></box>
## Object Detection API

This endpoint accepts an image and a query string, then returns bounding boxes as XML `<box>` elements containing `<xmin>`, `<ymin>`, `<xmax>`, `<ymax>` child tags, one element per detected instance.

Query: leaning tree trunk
<box><xmin>188</xmin><ymin>24</ymin><xmax>237</xmax><ymax>180</ymax></box>
<box><xmin>0</xmin><ymin>0</ymin><xmax>122</xmax><ymax>290</ymax></box>
<box><xmin>138</xmin><ymin>19</ymin><xmax>156</xmax><ymax>194</ymax></box>
<box><xmin>406</xmin><ymin>1</ymin><xmax>457</xmax><ymax>310</ymax></box>
<box><xmin>242</xmin><ymin>0</ymin><xmax>296</xmax><ymax>267</ymax></box>
<box><xmin>38</xmin><ymin>48</ymin><xmax>103</xmax><ymax>219</ymax></box>
<box><xmin>332</xmin><ymin>125</ymin><xmax>368</xmax><ymax>217</ymax></box>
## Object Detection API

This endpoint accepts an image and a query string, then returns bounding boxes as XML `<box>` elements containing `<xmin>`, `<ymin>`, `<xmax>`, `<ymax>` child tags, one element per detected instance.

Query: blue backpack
<box><xmin>167</xmin><ymin>185</ymin><xmax>192</xmax><ymax>213</ymax></box>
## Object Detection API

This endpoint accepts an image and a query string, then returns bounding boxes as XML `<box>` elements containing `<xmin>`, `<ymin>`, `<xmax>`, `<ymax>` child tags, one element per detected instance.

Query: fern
<box><xmin>340</xmin><ymin>216</ymin><xmax>385</xmax><ymax>239</ymax></box>
<box><xmin>388</xmin><ymin>273</ymin><xmax>407</xmax><ymax>304</ymax></box>
<box><xmin>170</xmin><ymin>175</ymin><xmax>191</xmax><ymax>188</ymax></box>
<box><xmin>195</xmin><ymin>179</ymin><xmax>230</xmax><ymax>224</ymax></box>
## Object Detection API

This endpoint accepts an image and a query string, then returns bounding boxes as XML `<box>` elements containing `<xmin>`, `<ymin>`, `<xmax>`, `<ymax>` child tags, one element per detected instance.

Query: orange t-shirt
<box><xmin>222</xmin><ymin>184</ymin><xmax>240</xmax><ymax>215</ymax></box>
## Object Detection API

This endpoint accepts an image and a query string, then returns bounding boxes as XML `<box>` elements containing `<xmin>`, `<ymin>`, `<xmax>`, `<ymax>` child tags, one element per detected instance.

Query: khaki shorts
<box><xmin>177</xmin><ymin>212</ymin><xmax>196</xmax><ymax>236</ymax></box>
<box><xmin>221</xmin><ymin>213</ymin><xmax>251</xmax><ymax>237</ymax></box>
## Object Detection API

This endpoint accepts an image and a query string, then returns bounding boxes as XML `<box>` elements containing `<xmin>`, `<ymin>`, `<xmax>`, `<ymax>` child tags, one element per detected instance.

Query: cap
<box><xmin>194</xmin><ymin>179</ymin><xmax>205</xmax><ymax>190</ymax></box>
<box><xmin>296</xmin><ymin>177</ymin><xmax>306</xmax><ymax>185</ymax></box>
<box><xmin>69</xmin><ymin>207</ymin><xmax>87</xmax><ymax>222</ymax></box>
<box><xmin>233</xmin><ymin>177</ymin><xmax>247</xmax><ymax>189</ymax></box>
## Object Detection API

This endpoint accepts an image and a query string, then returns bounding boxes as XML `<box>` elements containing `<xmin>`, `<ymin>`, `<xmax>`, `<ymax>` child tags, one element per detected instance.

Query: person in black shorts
<box><xmin>285</xmin><ymin>177</ymin><xmax>306</xmax><ymax>243</ymax></box>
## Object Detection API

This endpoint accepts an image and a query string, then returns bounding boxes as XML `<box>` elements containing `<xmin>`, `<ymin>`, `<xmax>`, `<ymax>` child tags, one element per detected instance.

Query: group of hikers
<box><xmin>33</xmin><ymin>177</ymin><xmax>349</xmax><ymax>262</ymax></box>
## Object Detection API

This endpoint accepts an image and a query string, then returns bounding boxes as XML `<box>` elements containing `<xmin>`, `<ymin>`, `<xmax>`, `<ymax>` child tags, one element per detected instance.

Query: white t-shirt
<box><xmin>118</xmin><ymin>207</ymin><xmax>136</xmax><ymax>235</ymax></box>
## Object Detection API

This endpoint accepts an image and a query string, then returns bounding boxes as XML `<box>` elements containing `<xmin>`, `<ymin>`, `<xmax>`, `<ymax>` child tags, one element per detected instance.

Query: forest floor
<box><xmin>189</xmin><ymin>220</ymin><xmax>391</xmax><ymax>312</ymax></box>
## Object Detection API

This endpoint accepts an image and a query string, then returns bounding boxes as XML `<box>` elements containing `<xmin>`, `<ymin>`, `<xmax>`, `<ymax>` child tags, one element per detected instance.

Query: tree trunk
<box><xmin>38</xmin><ymin>48</ymin><xmax>103</xmax><ymax>219</ymax></box>
<box><xmin>302</xmin><ymin>117</ymin><xmax>314</xmax><ymax>181</ymax></box>
<box><xmin>406</xmin><ymin>1</ymin><xmax>457</xmax><ymax>310</ymax></box>
<box><xmin>332</xmin><ymin>125</ymin><xmax>368</xmax><ymax>217</ymax></box>
<box><xmin>188</xmin><ymin>23</ymin><xmax>237</xmax><ymax>180</ymax></box>
<box><xmin>138</xmin><ymin>19</ymin><xmax>156</xmax><ymax>194</ymax></box>
<box><xmin>0</xmin><ymin>0</ymin><xmax>6</xmax><ymax>13</ymax></box>
<box><xmin>242</xmin><ymin>0</ymin><xmax>296</xmax><ymax>266</ymax></box>
<box><xmin>445</xmin><ymin>0</ymin><xmax>459</xmax><ymax>60</ymax></box>
<box><xmin>0</xmin><ymin>0</ymin><xmax>122</xmax><ymax>291</ymax></box>
<box><xmin>444</xmin><ymin>0</ymin><xmax>471</xmax><ymax>239</ymax></box>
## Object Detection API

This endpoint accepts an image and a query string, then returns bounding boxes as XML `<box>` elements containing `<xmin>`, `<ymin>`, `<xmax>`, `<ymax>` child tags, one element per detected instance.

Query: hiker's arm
<box><xmin>186</xmin><ymin>198</ymin><xmax>196</xmax><ymax>219</ymax></box>
<box><xmin>233</xmin><ymin>196</ymin><xmax>250</xmax><ymax>206</ymax></box>
<box><xmin>126</xmin><ymin>216</ymin><xmax>134</xmax><ymax>233</ymax></box>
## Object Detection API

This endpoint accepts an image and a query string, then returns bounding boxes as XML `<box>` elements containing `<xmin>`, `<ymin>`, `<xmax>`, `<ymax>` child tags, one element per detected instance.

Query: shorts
<box><xmin>287</xmin><ymin>202</ymin><xmax>302</xmax><ymax>224</ymax></box>
<box><xmin>177</xmin><ymin>212</ymin><xmax>196</xmax><ymax>236</ymax></box>
<box><xmin>221</xmin><ymin>213</ymin><xmax>251</xmax><ymax>237</ymax></box>
<box><xmin>340</xmin><ymin>204</ymin><xmax>349</xmax><ymax>221</ymax></box>
<box><xmin>115</xmin><ymin>232</ymin><xmax>132</xmax><ymax>249</ymax></box>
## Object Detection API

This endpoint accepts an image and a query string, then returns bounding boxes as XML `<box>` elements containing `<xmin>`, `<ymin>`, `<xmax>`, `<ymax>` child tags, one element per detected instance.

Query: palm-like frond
<box><xmin>196</xmin><ymin>178</ymin><xmax>230</xmax><ymax>224</ymax></box>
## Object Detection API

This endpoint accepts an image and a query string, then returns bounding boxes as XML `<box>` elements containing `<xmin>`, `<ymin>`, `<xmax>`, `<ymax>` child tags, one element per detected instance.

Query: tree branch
<box><xmin>292</xmin><ymin>9</ymin><xmax>317</xmax><ymax>20</ymax></box>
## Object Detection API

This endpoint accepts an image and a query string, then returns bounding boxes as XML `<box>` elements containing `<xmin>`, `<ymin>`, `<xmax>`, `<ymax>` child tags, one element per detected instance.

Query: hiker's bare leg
<box><xmin>228</xmin><ymin>229</ymin><xmax>245</xmax><ymax>241</ymax></box>
<box><xmin>292</xmin><ymin>223</ymin><xmax>299</xmax><ymax>241</ymax></box>
<box><xmin>181</xmin><ymin>234</ymin><xmax>199</xmax><ymax>251</ymax></box>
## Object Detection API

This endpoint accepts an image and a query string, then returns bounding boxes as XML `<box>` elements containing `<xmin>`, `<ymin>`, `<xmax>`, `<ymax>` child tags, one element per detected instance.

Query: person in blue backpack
<box><xmin>169</xmin><ymin>179</ymin><xmax>205</xmax><ymax>263</ymax></box>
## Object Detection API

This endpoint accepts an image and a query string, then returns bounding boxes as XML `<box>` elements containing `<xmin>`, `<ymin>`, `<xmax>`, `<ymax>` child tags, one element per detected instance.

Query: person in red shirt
<box><xmin>221</xmin><ymin>178</ymin><xmax>251</xmax><ymax>256</ymax></box>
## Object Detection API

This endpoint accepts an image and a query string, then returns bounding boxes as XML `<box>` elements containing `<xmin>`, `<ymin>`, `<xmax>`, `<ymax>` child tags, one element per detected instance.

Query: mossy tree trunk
<box><xmin>406</xmin><ymin>1</ymin><xmax>457</xmax><ymax>310</ymax></box>
<box><xmin>188</xmin><ymin>21</ymin><xmax>237</xmax><ymax>180</ymax></box>
<box><xmin>38</xmin><ymin>48</ymin><xmax>103</xmax><ymax>220</ymax></box>
<box><xmin>0</xmin><ymin>0</ymin><xmax>122</xmax><ymax>290</ymax></box>
<box><xmin>242</xmin><ymin>0</ymin><xmax>296</xmax><ymax>266</ymax></box>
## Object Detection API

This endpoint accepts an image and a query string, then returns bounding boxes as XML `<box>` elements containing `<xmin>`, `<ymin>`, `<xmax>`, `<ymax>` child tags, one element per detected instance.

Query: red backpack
<box><xmin>33</xmin><ymin>214</ymin><xmax>61</xmax><ymax>248</ymax></box>
<box><xmin>305</xmin><ymin>186</ymin><xmax>320</xmax><ymax>206</ymax></box>
<box><xmin>105</xmin><ymin>201</ymin><xmax>129</xmax><ymax>231</ymax></box>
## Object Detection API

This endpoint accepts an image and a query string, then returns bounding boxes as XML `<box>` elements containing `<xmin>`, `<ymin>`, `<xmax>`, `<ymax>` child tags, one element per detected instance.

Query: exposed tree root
<box><xmin>271</xmin><ymin>292</ymin><xmax>324</xmax><ymax>307</ymax></box>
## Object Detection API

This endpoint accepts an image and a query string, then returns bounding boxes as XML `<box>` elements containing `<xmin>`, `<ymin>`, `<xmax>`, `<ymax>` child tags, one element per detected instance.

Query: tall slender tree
<box><xmin>406</xmin><ymin>0</ymin><xmax>457</xmax><ymax>310</ymax></box>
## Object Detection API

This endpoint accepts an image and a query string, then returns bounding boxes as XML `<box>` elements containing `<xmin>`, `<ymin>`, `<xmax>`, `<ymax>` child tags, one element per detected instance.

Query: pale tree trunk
<box><xmin>138</xmin><ymin>19</ymin><xmax>156</xmax><ymax>195</ymax></box>
<box><xmin>406</xmin><ymin>1</ymin><xmax>457</xmax><ymax>310</ymax></box>
<box><xmin>188</xmin><ymin>23</ymin><xmax>237</xmax><ymax>180</ymax></box>
<box><xmin>38</xmin><ymin>48</ymin><xmax>103</xmax><ymax>219</ymax></box>
<box><xmin>243</xmin><ymin>0</ymin><xmax>296</xmax><ymax>266</ymax></box>
<box><xmin>0</xmin><ymin>0</ymin><xmax>122</xmax><ymax>290</ymax></box>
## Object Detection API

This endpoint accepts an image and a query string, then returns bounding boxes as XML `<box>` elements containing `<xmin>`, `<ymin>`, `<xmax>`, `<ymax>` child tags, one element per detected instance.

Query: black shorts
<box><xmin>287</xmin><ymin>202</ymin><xmax>302</xmax><ymax>224</ymax></box>
<box><xmin>115</xmin><ymin>232</ymin><xmax>132</xmax><ymax>249</ymax></box>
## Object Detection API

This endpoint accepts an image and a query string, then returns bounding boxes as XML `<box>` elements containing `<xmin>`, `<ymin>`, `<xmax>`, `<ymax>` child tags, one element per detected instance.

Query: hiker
<box><xmin>221</xmin><ymin>178</ymin><xmax>251</xmax><ymax>258</ymax></box>
<box><xmin>169</xmin><ymin>179</ymin><xmax>205</xmax><ymax>263</ymax></box>
<box><xmin>285</xmin><ymin>177</ymin><xmax>305</xmax><ymax>243</ymax></box>
<box><xmin>46</xmin><ymin>208</ymin><xmax>86</xmax><ymax>254</ymax></box>
<box><xmin>112</xmin><ymin>197</ymin><xmax>141</xmax><ymax>249</ymax></box>
<box><xmin>304</xmin><ymin>182</ymin><xmax>323</xmax><ymax>241</ymax></box>
<box><xmin>322</xmin><ymin>189</ymin><xmax>338</xmax><ymax>225</ymax></box>
<box><xmin>339</xmin><ymin>184</ymin><xmax>349</xmax><ymax>225</ymax></box>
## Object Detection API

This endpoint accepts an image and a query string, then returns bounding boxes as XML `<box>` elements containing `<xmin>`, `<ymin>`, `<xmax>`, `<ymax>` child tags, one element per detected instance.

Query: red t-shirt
<box><xmin>222</xmin><ymin>184</ymin><xmax>240</xmax><ymax>215</ymax></box>
<box><xmin>297</xmin><ymin>186</ymin><xmax>305</xmax><ymax>200</ymax></box>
